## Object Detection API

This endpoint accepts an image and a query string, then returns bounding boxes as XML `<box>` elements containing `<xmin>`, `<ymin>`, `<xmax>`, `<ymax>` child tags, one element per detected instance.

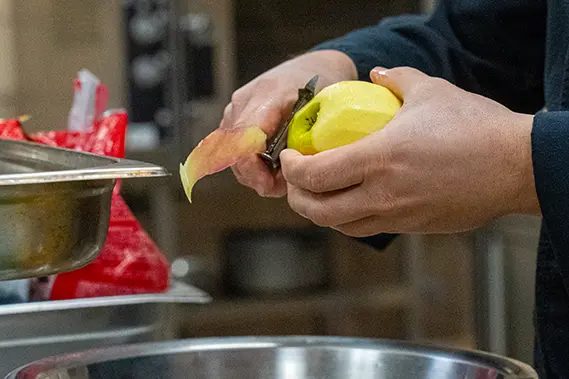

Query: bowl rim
<box><xmin>5</xmin><ymin>335</ymin><xmax>538</xmax><ymax>379</ymax></box>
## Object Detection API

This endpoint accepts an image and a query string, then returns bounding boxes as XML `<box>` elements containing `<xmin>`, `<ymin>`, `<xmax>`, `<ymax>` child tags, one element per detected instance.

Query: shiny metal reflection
<box><xmin>7</xmin><ymin>336</ymin><xmax>538</xmax><ymax>379</ymax></box>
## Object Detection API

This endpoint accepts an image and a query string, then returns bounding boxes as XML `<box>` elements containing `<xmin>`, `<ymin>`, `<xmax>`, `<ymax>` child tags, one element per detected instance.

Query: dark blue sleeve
<box><xmin>532</xmin><ymin>112</ymin><xmax>569</xmax><ymax>272</ymax></box>
<box><xmin>356</xmin><ymin>234</ymin><xmax>399</xmax><ymax>250</ymax></box>
<box><xmin>312</xmin><ymin>0</ymin><xmax>546</xmax><ymax>114</ymax></box>
<box><xmin>310</xmin><ymin>0</ymin><xmax>546</xmax><ymax>251</ymax></box>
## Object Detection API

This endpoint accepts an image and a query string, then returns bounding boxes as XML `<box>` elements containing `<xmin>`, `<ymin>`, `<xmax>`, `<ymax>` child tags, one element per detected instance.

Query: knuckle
<box><xmin>388</xmin><ymin>66</ymin><xmax>406</xmax><ymax>76</ymax></box>
<box><xmin>222</xmin><ymin>104</ymin><xmax>233</xmax><ymax>123</ymax></box>
<box><xmin>230</xmin><ymin>166</ymin><xmax>249</xmax><ymax>185</ymax></box>
<box><xmin>372</xmin><ymin>190</ymin><xmax>398</xmax><ymax>215</ymax></box>
<box><xmin>390</xmin><ymin>66</ymin><xmax>419</xmax><ymax>78</ymax></box>
<box><xmin>422</xmin><ymin>77</ymin><xmax>446</xmax><ymax>93</ymax></box>
<box><xmin>255</xmin><ymin>77</ymin><xmax>278</xmax><ymax>91</ymax></box>
<box><xmin>285</xmin><ymin>159</ymin><xmax>307</xmax><ymax>187</ymax></box>
<box><xmin>223</xmin><ymin>104</ymin><xmax>232</xmax><ymax>115</ymax></box>
<box><xmin>304</xmin><ymin>204</ymin><xmax>331</xmax><ymax>226</ymax></box>
<box><xmin>256</xmin><ymin>186</ymin><xmax>269</xmax><ymax>197</ymax></box>
<box><xmin>397</xmin><ymin>66</ymin><xmax>414</xmax><ymax>73</ymax></box>
<box><xmin>412</xmin><ymin>80</ymin><xmax>436</xmax><ymax>98</ymax></box>
<box><xmin>230</xmin><ymin>90</ymin><xmax>243</xmax><ymax>105</ymax></box>
<box><xmin>378</xmin><ymin>198</ymin><xmax>397</xmax><ymax>215</ymax></box>
<box><xmin>429</xmin><ymin>76</ymin><xmax>446</xmax><ymax>86</ymax></box>
<box><xmin>280</xmin><ymin>161</ymin><xmax>295</xmax><ymax>182</ymax></box>
<box><xmin>366</xmin><ymin>149</ymin><xmax>385</xmax><ymax>178</ymax></box>
<box><xmin>426</xmin><ymin>76</ymin><xmax>450</xmax><ymax>91</ymax></box>
<box><xmin>287</xmin><ymin>192</ymin><xmax>302</xmax><ymax>214</ymax></box>
<box><xmin>306</xmin><ymin>166</ymin><xmax>327</xmax><ymax>192</ymax></box>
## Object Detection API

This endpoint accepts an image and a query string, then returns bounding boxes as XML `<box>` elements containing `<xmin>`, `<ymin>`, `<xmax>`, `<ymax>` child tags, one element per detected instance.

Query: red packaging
<box><xmin>49</xmin><ymin>196</ymin><xmax>170</xmax><ymax>299</ymax></box>
<box><xmin>0</xmin><ymin>118</ymin><xmax>28</xmax><ymax>140</ymax></box>
<box><xmin>0</xmin><ymin>74</ymin><xmax>170</xmax><ymax>300</ymax></box>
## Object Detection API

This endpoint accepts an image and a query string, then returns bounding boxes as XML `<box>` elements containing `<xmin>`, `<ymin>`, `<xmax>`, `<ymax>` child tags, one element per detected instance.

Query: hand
<box><xmin>281</xmin><ymin>67</ymin><xmax>540</xmax><ymax>237</ymax></box>
<box><xmin>221</xmin><ymin>50</ymin><xmax>357</xmax><ymax>197</ymax></box>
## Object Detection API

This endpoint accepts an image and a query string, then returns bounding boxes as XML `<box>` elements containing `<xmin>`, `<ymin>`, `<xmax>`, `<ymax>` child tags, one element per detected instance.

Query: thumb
<box><xmin>370</xmin><ymin>66</ymin><xmax>430</xmax><ymax>100</ymax></box>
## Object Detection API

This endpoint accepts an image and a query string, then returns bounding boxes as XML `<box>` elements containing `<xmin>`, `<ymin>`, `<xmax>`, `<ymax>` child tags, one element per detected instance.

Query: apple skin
<box><xmin>287</xmin><ymin>81</ymin><xmax>402</xmax><ymax>155</ymax></box>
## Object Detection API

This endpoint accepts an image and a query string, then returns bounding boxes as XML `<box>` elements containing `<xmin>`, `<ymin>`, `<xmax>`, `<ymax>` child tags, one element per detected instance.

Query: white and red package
<box><xmin>0</xmin><ymin>70</ymin><xmax>170</xmax><ymax>300</ymax></box>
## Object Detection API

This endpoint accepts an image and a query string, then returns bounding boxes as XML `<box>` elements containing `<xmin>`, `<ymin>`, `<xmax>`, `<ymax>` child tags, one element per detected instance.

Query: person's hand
<box><xmin>222</xmin><ymin>50</ymin><xmax>357</xmax><ymax>197</ymax></box>
<box><xmin>280</xmin><ymin>67</ymin><xmax>540</xmax><ymax>237</ymax></box>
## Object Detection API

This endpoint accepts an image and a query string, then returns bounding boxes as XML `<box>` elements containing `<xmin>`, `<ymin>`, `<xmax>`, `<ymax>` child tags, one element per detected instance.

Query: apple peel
<box><xmin>180</xmin><ymin>126</ymin><xmax>267</xmax><ymax>202</ymax></box>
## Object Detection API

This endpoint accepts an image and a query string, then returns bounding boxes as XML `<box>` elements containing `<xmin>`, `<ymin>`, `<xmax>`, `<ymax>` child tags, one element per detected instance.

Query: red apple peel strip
<box><xmin>180</xmin><ymin>127</ymin><xmax>267</xmax><ymax>202</ymax></box>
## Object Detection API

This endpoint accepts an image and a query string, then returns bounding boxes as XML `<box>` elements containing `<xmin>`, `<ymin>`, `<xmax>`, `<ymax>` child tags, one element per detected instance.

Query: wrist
<box><xmin>508</xmin><ymin>112</ymin><xmax>541</xmax><ymax>216</ymax></box>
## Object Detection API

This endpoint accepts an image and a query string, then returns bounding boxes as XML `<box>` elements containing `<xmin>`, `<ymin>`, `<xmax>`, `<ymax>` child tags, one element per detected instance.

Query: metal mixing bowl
<box><xmin>6</xmin><ymin>336</ymin><xmax>538</xmax><ymax>379</ymax></box>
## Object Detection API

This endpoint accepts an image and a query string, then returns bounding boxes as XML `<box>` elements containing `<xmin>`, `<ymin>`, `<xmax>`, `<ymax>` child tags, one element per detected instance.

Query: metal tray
<box><xmin>0</xmin><ymin>139</ymin><xmax>168</xmax><ymax>281</ymax></box>
<box><xmin>0</xmin><ymin>281</ymin><xmax>211</xmax><ymax>378</ymax></box>
<box><xmin>0</xmin><ymin>140</ymin><xmax>168</xmax><ymax>280</ymax></box>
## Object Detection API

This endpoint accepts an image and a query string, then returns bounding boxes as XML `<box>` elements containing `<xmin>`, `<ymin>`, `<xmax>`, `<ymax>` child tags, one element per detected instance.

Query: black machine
<box><xmin>121</xmin><ymin>0</ymin><xmax>214</xmax><ymax>152</ymax></box>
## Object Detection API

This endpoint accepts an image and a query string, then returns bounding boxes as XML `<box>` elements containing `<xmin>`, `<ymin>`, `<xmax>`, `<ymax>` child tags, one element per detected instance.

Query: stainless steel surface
<box><xmin>0</xmin><ymin>139</ymin><xmax>168</xmax><ymax>280</ymax></box>
<box><xmin>475</xmin><ymin>216</ymin><xmax>541</xmax><ymax>364</ymax></box>
<box><xmin>474</xmin><ymin>222</ymin><xmax>512</xmax><ymax>357</ymax></box>
<box><xmin>486</xmin><ymin>228</ymin><xmax>507</xmax><ymax>355</ymax></box>
<box><xmin>0</xmin><ymin>281</ymin><xmax>211</xmax><ymax>378</ymax></box>
<box><xmin>7</xmin><ymin>336</ymin><xmax>538</xmax><ymax>379</ymax></box>
<box><xmin>0</xmin><ymin>139</ymin><xmax>168</xmax><ymax>185</ymax></box>
<box><xmin>260</xmin><ymin>75</ymin><xmax>319</xmax><ymax>170</ymax></box>
<box><xmin>404</xmin><ymin>234</ymin><xmax>426</xmax><ymax>340</ymax></box>
<box><xmin>500</xmin><ymin>215</ymin><xmax>541</xmax><ymax>364</ymax></box>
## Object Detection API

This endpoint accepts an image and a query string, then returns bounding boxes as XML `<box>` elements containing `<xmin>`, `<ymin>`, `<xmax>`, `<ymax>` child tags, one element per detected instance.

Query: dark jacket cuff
<box><xmin>354</xmin><ymin>234</ymin><xmax>399</xmax><ymax>251</ymax></box>
<box><xmin>532</xmin><ymin>111</ymin><xmax>569</xmax><ymax>263</ymax></box>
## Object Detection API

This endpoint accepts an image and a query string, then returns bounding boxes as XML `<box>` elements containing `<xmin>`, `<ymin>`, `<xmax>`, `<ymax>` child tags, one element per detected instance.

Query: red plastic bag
<box><xmin>0</xmin><ymin>72</ymin><xmax>170</xmax><ymax>300</ymax></box>
<box><xmin>0</xmin><ymin>117</ymin><xmax>28</xmax><ymax>140</ymax></box>
<box><xmin>49</xmin><ymin>196</ymin><xmax>170</xmax><ymax>299</ymax></box>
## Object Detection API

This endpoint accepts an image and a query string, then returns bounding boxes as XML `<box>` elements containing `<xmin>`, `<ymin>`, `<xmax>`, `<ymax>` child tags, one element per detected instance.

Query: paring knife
<box><xmin>259</xmin><ymin>75</ymin><xmax>319</xmax><ymax>170</ymax></box>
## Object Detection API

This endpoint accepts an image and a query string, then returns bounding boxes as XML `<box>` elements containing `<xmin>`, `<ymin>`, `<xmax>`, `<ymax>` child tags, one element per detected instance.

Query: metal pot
<box><xmin>221</xmin><ymin>228</ymin><xmax>331</xmax><ymax>297</ymax></box>
<box><xmin>6</xmin><ymin>336</ymin><xmax>538</xmax><ymax>379</ymax></box>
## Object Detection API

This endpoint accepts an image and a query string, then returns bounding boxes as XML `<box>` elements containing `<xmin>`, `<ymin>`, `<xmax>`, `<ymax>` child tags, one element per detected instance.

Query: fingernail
<box><xmin>279</xmin><ymin>148</ymin><xmax>292</xmax><ymax>159</ymax></box>
<box><xmin>371</xmin><ymin>68</ymin><xmax>388</xmax><ymax>80</ymax></box>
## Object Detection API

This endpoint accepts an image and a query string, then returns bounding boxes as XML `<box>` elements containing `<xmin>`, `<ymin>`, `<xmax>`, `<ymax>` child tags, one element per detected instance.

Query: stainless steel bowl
<box><xmin>0</xmin><ymin>139</ymin><xmax>168</xmax><ymax>280</ymax></box>
<box><xmin>6</xmin><ymin>336</ymin><xmax>538</xmax><ymax>379</ymax></box>
<box><xmin>0</xmin><ymin>281</ymin><xmax>211</xmax><ymax>378</ymax></box>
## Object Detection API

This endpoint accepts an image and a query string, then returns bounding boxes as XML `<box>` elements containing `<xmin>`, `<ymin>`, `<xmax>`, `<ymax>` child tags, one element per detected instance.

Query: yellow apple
<box><xmin>287</xmin><ymin>81</ymin><xmax>402</xmax><ymax>154</ymax></box>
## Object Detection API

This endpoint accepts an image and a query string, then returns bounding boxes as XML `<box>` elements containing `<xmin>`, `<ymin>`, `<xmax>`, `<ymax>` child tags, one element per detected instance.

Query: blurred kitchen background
<box><xmin>0</xmin><ymin>0</ymin><xmax>541</xmax><ymax>366</ymax></box>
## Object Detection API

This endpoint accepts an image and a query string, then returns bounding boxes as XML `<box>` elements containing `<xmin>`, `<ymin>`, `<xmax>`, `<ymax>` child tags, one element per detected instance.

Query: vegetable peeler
<box><xmin>260</xmin><ymin>75</ymin><xmax>319</xmax><ymax>170</ymax></box>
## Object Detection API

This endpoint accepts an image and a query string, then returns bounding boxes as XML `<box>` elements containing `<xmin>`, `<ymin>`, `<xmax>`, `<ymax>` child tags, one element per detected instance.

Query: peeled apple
<box><xmin>287</xmin><ymin>80</ymin><xmax>401</xmax><ymax>154</ymax></box>
<box><xmin>179</xmin><ymin>80</ymin><xmax>401</xmax><ymax>203</ymax></box>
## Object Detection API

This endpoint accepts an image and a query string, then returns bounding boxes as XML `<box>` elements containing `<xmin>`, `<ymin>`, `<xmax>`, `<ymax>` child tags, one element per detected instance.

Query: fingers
<box><xmin>234</xmin><ymin>100</ymin><xmax>284</xmax><ymax>136</ymax></box>
<box><xmin>231</xmin><ymin>159</ymin><xmax>287</xmax><ymax>197</ymax></box>
<box><xmin>280</xmin><ymin>143</ymin><xmax>378</xmax><ymax>193</ymax></box>
<box><xmin>287</xmin><ymin>183</ymin><xmax>374</xmax><ymax>227</ymax></box>
<box><xmin>221</xmin><ymin>82</ymin><xmax>294</xmax><ymax>197</ymax></box>
<box><xmin>370</xmin><ymin>66</ymin><xmax>430</xmax><ymax>100</ymax></box>
<box><xmin>219</xmin><ymin>104</ymin><xmax>233</xmax><ymax>129</ymax></box>
<box><xmin>224</xmin><ymin>83</ymin><xmax>294</xmax><ymax>136</ymax></box>
<box><xmin>228</xmin><ymin>100</ymin><xmax>287</xmax><ymax>197</ymax></box>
